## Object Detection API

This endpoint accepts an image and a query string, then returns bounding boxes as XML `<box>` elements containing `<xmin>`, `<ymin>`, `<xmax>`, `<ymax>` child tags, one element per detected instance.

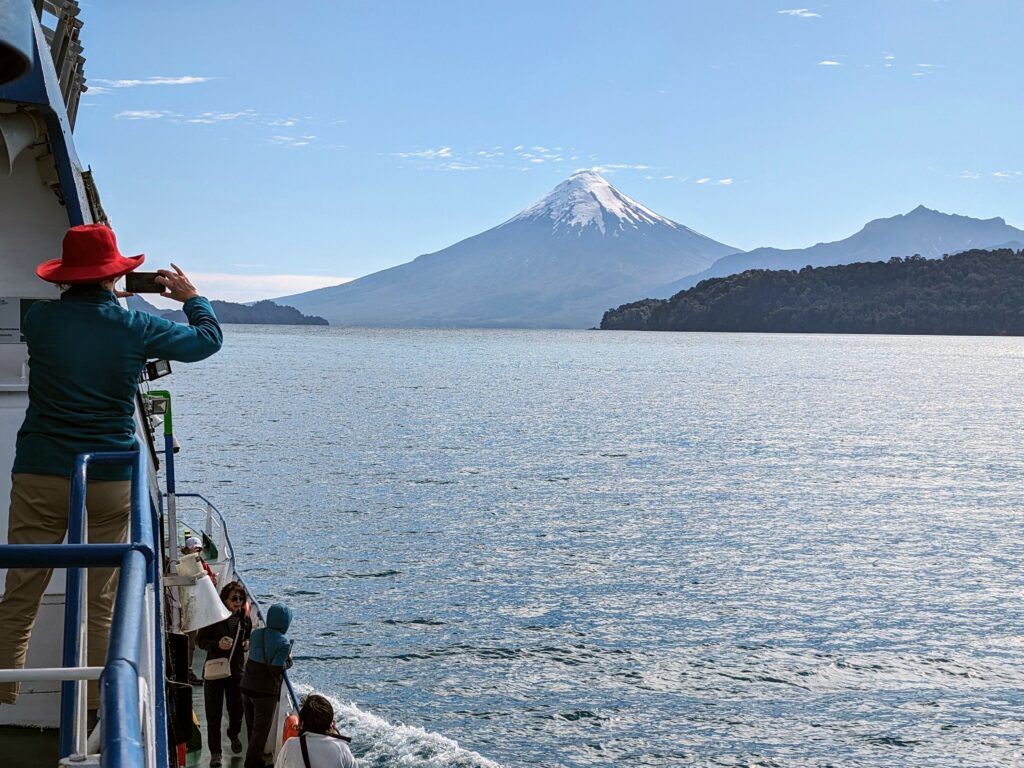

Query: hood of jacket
<box><xmin>266</xmin><ymin>603</ymin><xmax>292</xmax><ymax>634</ymax></box>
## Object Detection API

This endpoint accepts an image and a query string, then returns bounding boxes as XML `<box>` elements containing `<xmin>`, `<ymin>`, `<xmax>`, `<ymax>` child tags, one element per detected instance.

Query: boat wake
<box><xmin>296</xmin><ymin>686</ymin><xmax>503</xmax><ymax>767</ymax></box>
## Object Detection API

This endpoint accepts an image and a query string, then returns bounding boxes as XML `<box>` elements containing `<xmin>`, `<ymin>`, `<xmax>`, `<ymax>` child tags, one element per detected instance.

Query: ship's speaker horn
<box><xmin>0</xmin><ymin>3</ymin><xmax>33</xmax><ymax>85</ymax></box>
<box><xmin>0</xmin><ymin>109</ymin><xmax>39</xmax><ymax>176</ymax></box>
<box><xmin>176</xmin><ymin>553</ymin><xmax>231</xmax><ymax>633</ymax></box>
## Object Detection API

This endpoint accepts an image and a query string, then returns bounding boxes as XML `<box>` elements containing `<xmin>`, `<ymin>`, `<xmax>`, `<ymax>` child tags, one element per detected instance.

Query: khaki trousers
<box><xmin>0</xmin><ymin>473</ymin><xmax>130</xmax><ymax>708</ymax></box>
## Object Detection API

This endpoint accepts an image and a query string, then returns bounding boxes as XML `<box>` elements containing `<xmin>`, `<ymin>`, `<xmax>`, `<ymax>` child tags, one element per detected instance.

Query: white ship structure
<box><xmin>0</xmin><ymin>3</ymin><xmax>302</xmax><ymax>766</ymax></box>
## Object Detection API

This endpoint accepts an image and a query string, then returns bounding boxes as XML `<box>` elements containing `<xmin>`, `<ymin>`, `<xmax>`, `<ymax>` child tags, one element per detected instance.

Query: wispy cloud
<box><xmin>112</xmin><ymin>107</ymin><xmax>330</xmax><ymax>149</ymax></box>
<box><xmin>185</xmin><ymin>109</ymin><xmax>258</xmax><ymax>124</ymax></box>
<box><xmin>393</xmin><ymin>143</ymin><xmax>575</xmax><ymax>172</ymax></box>
<box><xmin>93</xmin><ymin>75</ymin><xmax>214</xmax><ymax>89</ymax></box>
<box><xmin>115</xmin><ymin>106</ymin><xmax>307</xmax><ymax>128</ymax></box>
<box><xmin>590</xmin><ymin>163</ymin><xmax>653</xmax><ymax>175</ymax></box>
<box><xmin>391</xmin><ymin>144</ymin><xmax>667</xmax><ymax>178</ymax></box>
<box><xmin>516</xmin><ymin>146</ymin><xmax>564</xmax><ymax>163</ymax></box>
<box><xmin>393</xmin><ymin>146</ymin><xmax>453</xmax><ymax>159</ymax></box>
<box><xmin>959</xmin><ymin>170</ymin><xmax>1022</xmax><ymax>181</ymax></box>
<box><xmin>818</xmin><ymin>60</ymin><xmax>842</xmax><ymax>66</ymax></box>
<box><xmin>115</xmin><ymin>110</ymin><xmax>176</xmax><ymax>120</ymax></box>
<box><xmin>268</xmin><ymin>134</ymin><xmax>317</xmax><ymax>147</ymax></box>
<box><xmin>695</xmin><ymin>177</ymin><xmax>711</xmax><ymax>184</ymax></box>
<box><xmin>716</xmin><ymin>178</ymin><xmax>734</xmax><ymax>185</ymax></box>
<box><xmin>778</xmin><ymin>8</ymin><xmax>821</xmax><ymax>17</ymax></box>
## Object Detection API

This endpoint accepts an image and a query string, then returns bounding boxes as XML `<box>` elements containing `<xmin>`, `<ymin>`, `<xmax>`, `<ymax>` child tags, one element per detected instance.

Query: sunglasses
<box><xmin>228</xmin><ymin>595</ymin><xmax>245</xmax><ymax>602</ymax></box>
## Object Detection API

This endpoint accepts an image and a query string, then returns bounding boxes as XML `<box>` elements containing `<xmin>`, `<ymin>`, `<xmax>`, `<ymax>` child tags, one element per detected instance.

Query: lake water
<box><xmin>166</xmin><ymin>327</ymin><xmax>1024</xmax><ymax>767</ymax></box>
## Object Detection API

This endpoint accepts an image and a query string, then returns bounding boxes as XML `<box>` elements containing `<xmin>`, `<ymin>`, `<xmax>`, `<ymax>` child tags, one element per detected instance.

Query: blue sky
<box><xmin>74</xmin><ymin>1</ymin><xmax>1023</xmax><ymax>301</ymax></box>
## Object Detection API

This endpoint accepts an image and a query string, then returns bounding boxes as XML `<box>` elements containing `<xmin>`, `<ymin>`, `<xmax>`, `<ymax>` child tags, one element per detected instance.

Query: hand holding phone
<box><xmin>155</xmin><ymin>264</ymin><xmax>200</xmax><ymax>303</ymax></box>
<box><xmin>124</xmin><ymin>271</ymin><xmax>164</xmax><ymax>294</ymax></box>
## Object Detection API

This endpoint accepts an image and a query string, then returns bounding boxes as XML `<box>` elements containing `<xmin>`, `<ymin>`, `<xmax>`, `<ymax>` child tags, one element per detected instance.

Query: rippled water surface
<box><xmin>167</xmin><ymin>328</ymin><xmax>1024</xmax><ymax>767</ymax></box>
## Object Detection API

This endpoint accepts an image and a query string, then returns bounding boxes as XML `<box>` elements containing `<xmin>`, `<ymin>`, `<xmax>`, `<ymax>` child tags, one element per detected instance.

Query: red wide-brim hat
<box><xmin>36</xmin><ymin>224</ymin><xmax>144</xmax><ymax>283</ymax></box>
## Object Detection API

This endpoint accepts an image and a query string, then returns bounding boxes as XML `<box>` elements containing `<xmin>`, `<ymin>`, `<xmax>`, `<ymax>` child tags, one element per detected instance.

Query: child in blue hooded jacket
<box><xmin>241</xmin><ymin>603</ymin><xmax>293</xmax><ymax>768</ymax></box>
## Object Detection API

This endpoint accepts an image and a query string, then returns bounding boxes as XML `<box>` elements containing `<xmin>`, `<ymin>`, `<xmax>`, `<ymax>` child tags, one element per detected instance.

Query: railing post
<box><xmin>146</xmin><ymin>391</ymin><xmax>176</xmax><ymax>559</ymax></box>
<box><xmin>58</xmin><ymin>454</ymin><xmax>89</xmax><ymax>758</ymax></box>
<box><xmin>205</xmin><ymin>501</ymin><xmax>214</xmax><ymax>554</ymax></box>
<box><xmin>99</xmin><ymin>549</ymin><xmax>146</xmax><ymax>766</ymax></box>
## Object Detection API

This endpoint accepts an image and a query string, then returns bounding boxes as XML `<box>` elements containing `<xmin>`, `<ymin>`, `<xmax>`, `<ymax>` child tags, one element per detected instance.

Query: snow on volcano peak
<box><xmin>275</xmin><ymin>169</ymin><xmax>741</xmax><ymax>328</ymax></box>
<box><xmin>508</xmin><ymin>170</ymin><xmax>680</xmax><ymax>234</ymax></box>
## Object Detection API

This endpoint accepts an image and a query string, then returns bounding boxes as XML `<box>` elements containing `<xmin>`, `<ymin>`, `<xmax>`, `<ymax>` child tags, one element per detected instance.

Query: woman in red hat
<box><xmin>0</xmin><ymin>224</ymin><xmax>223</xmax><ymax>717</ymax></box>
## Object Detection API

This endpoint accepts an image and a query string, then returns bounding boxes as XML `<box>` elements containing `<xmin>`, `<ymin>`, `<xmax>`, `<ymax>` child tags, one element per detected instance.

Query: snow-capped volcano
<box><xmin>277</xmin><ymin>171</ymin><xmax>739</xmax><ymax>328</ymax></box>
<box><xmin>507</xmin><ymin>169</ymin><xmax>682</xmax><ymax>234</ymax></box>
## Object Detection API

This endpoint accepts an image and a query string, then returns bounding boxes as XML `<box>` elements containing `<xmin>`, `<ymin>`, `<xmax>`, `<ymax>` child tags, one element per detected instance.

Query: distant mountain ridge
<box><xmin>655</xmin><ymin>206</ymin><xmax>1024</xmax><ymax>297</ymax></box>
<box><xmin>276</xmin><ymin>170</ymin><xmax>739</xmax><ymax>328</ymax></box>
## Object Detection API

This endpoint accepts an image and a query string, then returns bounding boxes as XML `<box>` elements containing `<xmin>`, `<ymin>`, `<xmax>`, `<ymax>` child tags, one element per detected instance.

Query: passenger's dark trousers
<box><xmin>243</xmin><ymin>692</ymin><xmax>278</xmax><ymax>768</ymax></box>
<box><xmin>204</xmin><ymin>675</ymin><xmax>242</xmax><ymax>755</ymax></box>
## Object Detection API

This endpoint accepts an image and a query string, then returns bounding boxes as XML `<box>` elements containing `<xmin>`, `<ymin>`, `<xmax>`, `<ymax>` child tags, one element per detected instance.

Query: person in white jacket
<box><xmin>275</xmin><ymin>695</ymin><xmax>355</xmax><ymax>768</ymax></box>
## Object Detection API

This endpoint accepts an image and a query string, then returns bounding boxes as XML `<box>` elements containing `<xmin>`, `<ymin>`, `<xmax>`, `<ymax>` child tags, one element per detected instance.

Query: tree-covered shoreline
<box><xmin>129</xmin><ymin>296</ymin><xmax>328</xmax><ymax>326</ymax></box>
<box><xmin>600</xmin><ymin>248</ymin><xmax>1024</xmax><ymax>335</ymax></box>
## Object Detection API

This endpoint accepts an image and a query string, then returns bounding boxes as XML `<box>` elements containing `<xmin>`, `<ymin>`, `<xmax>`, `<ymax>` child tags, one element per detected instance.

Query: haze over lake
<box><xmin>167</xmin><ymin>327</ymin><xmax>1024</xmax><ymax>767</ymax></box>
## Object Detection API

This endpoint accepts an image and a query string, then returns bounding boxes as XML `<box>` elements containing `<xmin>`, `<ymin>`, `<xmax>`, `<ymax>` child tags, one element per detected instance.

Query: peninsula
<box><xmin>601</xmin><ymin>248</ymin><xmax>1024</xmax><ymax>336</ymax></box>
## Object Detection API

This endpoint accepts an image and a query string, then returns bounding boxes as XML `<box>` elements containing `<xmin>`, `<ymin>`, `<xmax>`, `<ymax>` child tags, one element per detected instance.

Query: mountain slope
<box><xmin>277</xmin><ymin>171</ymin><xmax>739</xmax><ymax>328</ymax></box>
<box><xmin>656</xmin><ymin>206</ymin><xmax>1024</xmax><ymax>296</ymax></box>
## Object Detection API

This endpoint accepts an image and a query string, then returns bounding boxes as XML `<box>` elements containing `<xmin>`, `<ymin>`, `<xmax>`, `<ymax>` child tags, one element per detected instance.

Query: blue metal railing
<box><xmin>0</xmin><ymin>443</ymin><xmax>166</xmax><ymax>766</ymax></box>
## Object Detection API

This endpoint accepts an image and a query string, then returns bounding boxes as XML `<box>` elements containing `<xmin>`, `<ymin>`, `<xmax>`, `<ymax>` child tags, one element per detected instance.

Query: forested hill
<box><xmin>128</xmin><ymin>296</ymin><xmax>328</xmax><ymax>325</ymax></box>
<box><xmin>600</xmin><ymin>248</ymin><xmax>1024</xmax><ymax>335</ymax></box>
<box><xmin>209</xmin><ymin>300</ymin><xmax>328</xmax><ymax>325</ymax></box>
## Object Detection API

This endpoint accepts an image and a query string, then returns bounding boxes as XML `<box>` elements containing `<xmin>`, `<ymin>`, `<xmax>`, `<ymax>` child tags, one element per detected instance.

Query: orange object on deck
<box><xmin>283</xmin><ymin>713</ymin><xmax>300</xmax><ymax>743</ymax></box>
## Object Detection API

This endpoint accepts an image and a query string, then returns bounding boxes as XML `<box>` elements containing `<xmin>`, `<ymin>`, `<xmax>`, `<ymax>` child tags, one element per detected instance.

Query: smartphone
<box><xmin>124</xmin><ymin>271</ymin><xmax>164</xmax><ymax>293</ymax></box>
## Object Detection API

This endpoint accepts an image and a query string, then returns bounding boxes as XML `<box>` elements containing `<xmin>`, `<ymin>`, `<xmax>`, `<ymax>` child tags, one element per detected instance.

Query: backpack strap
<box><xmin>300</xmin><ymin>732</ymin><xmax>313</xmax><ymax>768</ymax></box>
<box><xmin>226</xmin><ymin>614</ymin><xmax>243</xmax><ymax>664</ymax></box>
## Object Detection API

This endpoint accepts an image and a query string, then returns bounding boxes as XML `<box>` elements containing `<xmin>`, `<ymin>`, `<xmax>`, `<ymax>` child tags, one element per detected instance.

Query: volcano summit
<box><xmin>277</xmin><ymin>171</ymin><xmax>739</xmax><ymax>328</ymax></box>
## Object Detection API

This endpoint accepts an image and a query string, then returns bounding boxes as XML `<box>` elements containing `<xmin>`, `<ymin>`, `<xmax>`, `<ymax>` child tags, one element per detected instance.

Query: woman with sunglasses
<box><xmin>197</xmin><ymin>581</ymin><xmax>253</xmax><ymax>767</ymax></box>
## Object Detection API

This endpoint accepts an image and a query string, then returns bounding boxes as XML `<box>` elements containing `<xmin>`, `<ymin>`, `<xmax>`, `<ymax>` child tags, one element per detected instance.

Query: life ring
<box><xmin>283</xmin><ymin>713</ymin><xmax>300</xmax><ymax>743</ymax></box>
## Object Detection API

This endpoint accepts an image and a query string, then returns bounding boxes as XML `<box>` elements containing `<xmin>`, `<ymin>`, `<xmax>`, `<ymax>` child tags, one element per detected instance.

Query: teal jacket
<box><xmin>241</xmin><ymin>603</ymin><xmax>293</xmax><ymax>698</ymax></box>
<box><xmin>248</xmin><ymin>603</ymin><xmax>293</xmax><ymax>666</ymax></box>
<box><xmin>13</xmin><ymin>286</ymin><xmax>223</xmax><ymax>480</ymax></box>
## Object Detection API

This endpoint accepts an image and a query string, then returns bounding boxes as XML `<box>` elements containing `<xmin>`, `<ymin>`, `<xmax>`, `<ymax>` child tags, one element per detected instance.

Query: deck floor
<box><xmin>186</xmin><ymin>650</ymin><xmax>250</xmax><ymax>768</ymax></box>
<box><xmin>0</xmin><ymin>724</ymin><xmax>59</xmax><ymax>767</ymax></box>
